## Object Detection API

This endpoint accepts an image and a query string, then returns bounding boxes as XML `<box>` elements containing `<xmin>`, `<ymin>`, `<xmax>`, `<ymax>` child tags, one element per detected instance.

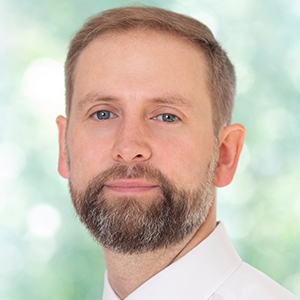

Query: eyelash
<box><xmin>92</xmin><ymin>110</ymin><xmax>117</xmax><ymax>120</ymax></box>
<box><xmin>153</xmin><ymin>113</ymin><xmax>180</xmax><ymax>123</ymax></box>
<box><xmin>91</xmin><ymin>110</ymin><xmax>180</xmax><ymax>123</ymax></box>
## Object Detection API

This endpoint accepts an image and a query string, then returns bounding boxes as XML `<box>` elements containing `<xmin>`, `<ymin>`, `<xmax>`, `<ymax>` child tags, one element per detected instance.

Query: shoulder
<box><xmin>209</xmin><ymin>262</ymin><xmax>299</xmax><ymax>300</ymax></box>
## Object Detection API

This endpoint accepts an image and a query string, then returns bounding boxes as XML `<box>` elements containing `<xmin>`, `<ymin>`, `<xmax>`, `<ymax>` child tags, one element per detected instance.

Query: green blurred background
<box><xmin>0</xmin><ymin>0</ymin><xmax>299</xmax><ymax>299</ymax></box>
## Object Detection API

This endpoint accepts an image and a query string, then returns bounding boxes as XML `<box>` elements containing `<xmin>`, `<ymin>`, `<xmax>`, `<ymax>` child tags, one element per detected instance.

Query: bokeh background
<box><xmin>1</xmin><ymin>0</ymin><xmax>300</xmax><ymax>299</ymax></box>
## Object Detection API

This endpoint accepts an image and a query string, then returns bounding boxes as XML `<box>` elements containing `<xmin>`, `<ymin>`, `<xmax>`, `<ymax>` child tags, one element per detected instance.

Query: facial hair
<box><xmin>69</xmin><ymin>154</ymin><xmax>218</xmax><ymax>254</ymax></box>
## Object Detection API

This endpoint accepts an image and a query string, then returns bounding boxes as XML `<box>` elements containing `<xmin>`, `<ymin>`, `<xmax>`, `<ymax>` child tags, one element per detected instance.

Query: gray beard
<box><xmin>69</xmin><ymin>156</ymin><xmax>217</xmax><ymax>254</ymax></box>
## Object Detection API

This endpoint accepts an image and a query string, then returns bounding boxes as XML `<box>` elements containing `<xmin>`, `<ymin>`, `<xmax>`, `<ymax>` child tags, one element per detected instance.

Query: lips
<box><xmin>104</xmin><ymin>179</ymin><xmax>159</xmax><ymax>194</ymax></box>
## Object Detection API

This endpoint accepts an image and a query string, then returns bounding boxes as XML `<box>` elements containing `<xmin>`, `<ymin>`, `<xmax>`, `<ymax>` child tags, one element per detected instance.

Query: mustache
<box><xmin>69</xmin><ymin>163</ymin><xmax>177</xmax><ymax>215</ymax></box>
<box><xmin>82</xmin><ymin>163</ymin><xmax>176</xmax><ymax>193</ymax></box>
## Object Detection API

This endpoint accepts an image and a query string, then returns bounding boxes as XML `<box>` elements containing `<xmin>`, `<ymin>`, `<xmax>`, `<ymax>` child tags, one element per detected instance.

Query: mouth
<box><xmin>104</xmin><ymin>179</ymin><xmax>160</xmax><ymax>194</ymax></box>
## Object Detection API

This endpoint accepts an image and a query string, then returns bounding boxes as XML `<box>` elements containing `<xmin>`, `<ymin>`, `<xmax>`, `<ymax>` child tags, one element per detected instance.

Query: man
<box><xmin>56</xmin><ymin>6</ymin><xmax>299</xmax><ymax>300</ymax></box>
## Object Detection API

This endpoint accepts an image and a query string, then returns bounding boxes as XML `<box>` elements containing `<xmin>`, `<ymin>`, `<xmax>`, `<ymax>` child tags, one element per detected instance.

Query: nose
<box><xmin>111</xmin><ymin>119</ymin><xmax>152</xmax><ymax>164</ymax></box>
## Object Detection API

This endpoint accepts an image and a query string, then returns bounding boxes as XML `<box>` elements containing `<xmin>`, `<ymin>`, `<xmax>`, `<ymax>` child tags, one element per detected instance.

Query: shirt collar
<box><xmin>102</xmin><ymin>222</ymin><xmax>242</xmax><ymax>300</ymax></box>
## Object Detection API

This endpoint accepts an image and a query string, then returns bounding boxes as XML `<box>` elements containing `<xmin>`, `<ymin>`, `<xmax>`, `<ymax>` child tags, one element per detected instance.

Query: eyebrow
<box><xmin>150</xmin><ymin>96</ymin><xmax>192</xmax><ymax>107</ymax></box>
<box><xmin>77</xmin><ymin>93</ymin><xmax>118</xmax><ymax>110</ymax></box>
<box><xmin>77</xmin><ymin>92</ymin><xmax>192</xmax><ymax>110</ymax></box>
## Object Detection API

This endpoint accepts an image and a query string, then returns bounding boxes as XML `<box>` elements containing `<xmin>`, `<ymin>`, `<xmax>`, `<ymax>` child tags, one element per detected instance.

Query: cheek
<box><xmin>154</xmin><ymin>133</ymin><xmax>212</xmax><ymax>186</ymax></box>
<box><xmin>67</xmin><ymin>131</ymin><xmax>112</xmax><ymax>187</ymax></box>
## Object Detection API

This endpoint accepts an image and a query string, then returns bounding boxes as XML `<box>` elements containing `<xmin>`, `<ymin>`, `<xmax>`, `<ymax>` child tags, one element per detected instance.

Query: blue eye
<box><xmin>92</xmin><ymin>110</ymin><xmax>117</xmax><ymax>120</ymax></box>
<box><xmin>154</xmin><ymin>114</ymin><xmax>179</xmax><ymax>122</ymax></box>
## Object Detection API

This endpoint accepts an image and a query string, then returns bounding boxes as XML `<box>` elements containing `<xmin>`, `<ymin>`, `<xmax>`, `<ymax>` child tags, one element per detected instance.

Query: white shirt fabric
<box><xmin>102</xmin><ymin>222</ymin><xmax>299</xmax><ymax>300</ymax></box>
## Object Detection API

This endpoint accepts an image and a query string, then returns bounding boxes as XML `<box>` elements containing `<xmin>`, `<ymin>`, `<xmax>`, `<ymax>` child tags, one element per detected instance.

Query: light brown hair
<box><xmin>65</xmin><ymin>6</ymin><xmax>235</xmax><ymax>134</ymax></box>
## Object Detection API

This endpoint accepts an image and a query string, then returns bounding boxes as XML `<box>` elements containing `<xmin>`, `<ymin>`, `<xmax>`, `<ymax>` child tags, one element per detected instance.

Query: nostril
<box><xmin>136</xmin><ymin>154</ymin><xmax>143</xmax><ymax>158</ymax></box>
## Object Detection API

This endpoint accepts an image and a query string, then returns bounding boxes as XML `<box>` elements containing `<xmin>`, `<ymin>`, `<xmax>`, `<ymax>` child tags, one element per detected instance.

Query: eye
<box><xmin>92</xmin><ymin>110</ymin><xmax>117</xmax><ymax>120</ymax></box>
<box><xmin>154</xmin><ymin>113</ymin><xmax>179</xmax><ymax>123</ymax></box>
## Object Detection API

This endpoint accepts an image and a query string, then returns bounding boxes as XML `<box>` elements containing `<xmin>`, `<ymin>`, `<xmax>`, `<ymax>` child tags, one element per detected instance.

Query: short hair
<box><xmin>65</xmin><ymin>6</ymin><xmax>235</xmax><ymax>134</ymax></box>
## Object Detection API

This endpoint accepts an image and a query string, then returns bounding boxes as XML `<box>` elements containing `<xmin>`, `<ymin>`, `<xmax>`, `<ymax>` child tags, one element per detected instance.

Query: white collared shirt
<box><xmin>102</xmin><ymin>222</ymin><xmax>299</xmax><ymax>300</ymax></box>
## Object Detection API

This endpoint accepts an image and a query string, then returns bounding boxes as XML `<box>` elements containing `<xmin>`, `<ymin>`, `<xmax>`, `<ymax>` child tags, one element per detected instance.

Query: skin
<box><xmin>56</xmin><ymin>29</ymin><xmax>245</xmax><ymax>299</ymax></box>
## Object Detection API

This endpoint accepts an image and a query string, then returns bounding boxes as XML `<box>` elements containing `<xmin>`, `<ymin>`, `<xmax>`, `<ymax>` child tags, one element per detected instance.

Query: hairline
<box><xmin>67</xmin><ymin>27</ymin><xmax>217</xmax><ymax>129</ymax></box>
<box><xmin>65</xmin><ymin>7</ymin><xmax>235</xmax><ymax>135</ymax></box>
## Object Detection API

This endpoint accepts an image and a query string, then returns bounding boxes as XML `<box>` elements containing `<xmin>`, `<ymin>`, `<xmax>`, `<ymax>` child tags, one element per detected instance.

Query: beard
<box><xmin>69</xmin><ymin>152</ymin><xmax>218</xmax><ymax>254</ymax></box>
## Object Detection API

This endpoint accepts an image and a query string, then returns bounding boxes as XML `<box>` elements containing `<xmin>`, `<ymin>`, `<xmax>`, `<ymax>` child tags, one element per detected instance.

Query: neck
<box><xmin>102</xmin><ymin>199</ymin><xmax>216</xmax><ymax>299</ymax></box>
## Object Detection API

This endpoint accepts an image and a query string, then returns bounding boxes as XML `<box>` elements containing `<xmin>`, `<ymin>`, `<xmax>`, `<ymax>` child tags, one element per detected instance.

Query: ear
<box><xmin>214</xmin><ymin>123</ymin><xmax>246</xmax><ymax>187</ymax></box>
<box><xmin>56</xmin><ymin>115</ymin><xmax>69</xmax><ymax>179</ymax></box>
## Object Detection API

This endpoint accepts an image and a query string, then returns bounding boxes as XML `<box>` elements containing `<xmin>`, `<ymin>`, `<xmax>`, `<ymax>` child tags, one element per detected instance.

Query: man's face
<box><xmin>58</xmin><ymin>30</ymin><xmax>218</xmax><ymax>252</ymax></box>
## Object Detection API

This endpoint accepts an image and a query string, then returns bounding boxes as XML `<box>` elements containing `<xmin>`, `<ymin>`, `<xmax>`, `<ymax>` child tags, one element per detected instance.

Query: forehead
<box><xmin>72</xmin><ymin>29</ymin><xmax>211</xmax><ymax>115</ymax></box>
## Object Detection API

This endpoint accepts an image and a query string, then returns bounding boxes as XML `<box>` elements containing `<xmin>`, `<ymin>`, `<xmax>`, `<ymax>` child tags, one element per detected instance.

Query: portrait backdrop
<box><xmin>0</xmin><ymin>0</ymin><xmax>299</xmax><ymax>299</ymax></box>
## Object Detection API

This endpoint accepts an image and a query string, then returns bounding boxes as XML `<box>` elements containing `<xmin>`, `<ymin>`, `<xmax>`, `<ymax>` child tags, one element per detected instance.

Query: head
<box><xmin>65</xmin><ymin>6</ymin><xmax>236</xmax><ymax>136</ymax></box>
<box><xmin>57</xmin><ymin>6</ymin><xmax>245</xmax><ymax>254</ymax></box>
